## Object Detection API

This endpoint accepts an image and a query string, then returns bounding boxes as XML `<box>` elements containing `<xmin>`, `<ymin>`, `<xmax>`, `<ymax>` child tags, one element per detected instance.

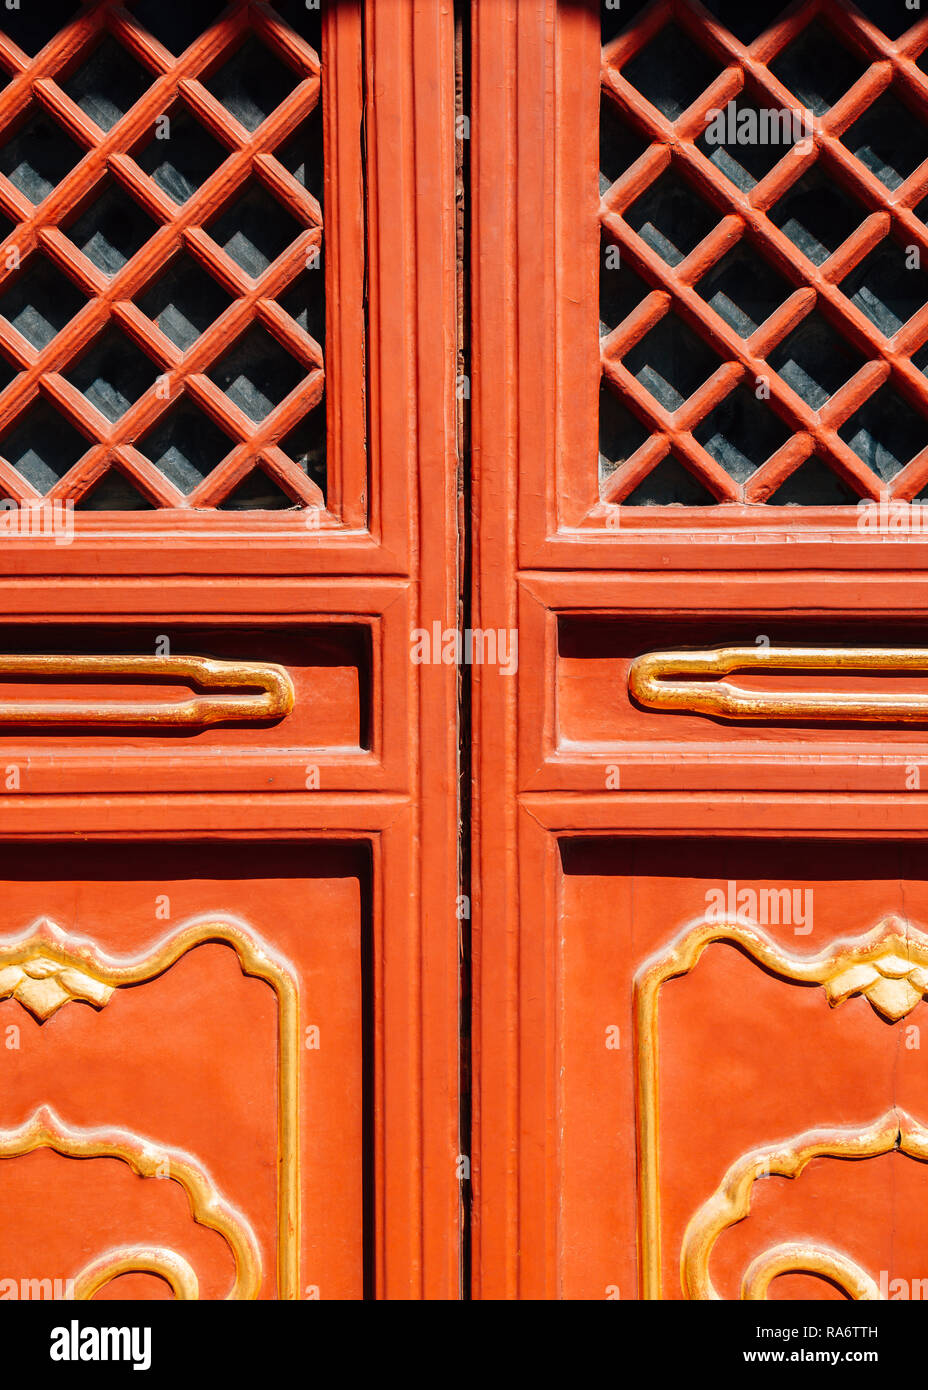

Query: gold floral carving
<box><xmin>0</xmin><ymin>956</ymin><xmax>113</xmax><ymax>1020</ymax></box>
<box><xmin>680</xmin><ymin>1112</ymin><xmax>928</xmax><ymax>1300</ymax></box>
<box><xmin>0</xmin><ymin>915</ymin><xmax>300</xmax><ymax>1299</ymax></box>
<box><xmin>635</xmin><ymin>913</ymin><xmax>928</xmax><ymax>1299</ymax></box>
<box><xmin>0</xmin><ymin>1108</ymin><xmax>258</xmax><ymax>1298</ymax></box>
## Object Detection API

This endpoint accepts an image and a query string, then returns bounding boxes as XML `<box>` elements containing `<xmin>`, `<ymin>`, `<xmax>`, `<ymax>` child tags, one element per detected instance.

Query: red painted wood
<box><xmin>473</xmin><ymin>0</ymin><xmax>928</xmax><ymax>1302</ymax></box>
<box><xmin>0</xmin><ymin>0</ymin><xmax>460</xmax><ymax>1301</ymax></box>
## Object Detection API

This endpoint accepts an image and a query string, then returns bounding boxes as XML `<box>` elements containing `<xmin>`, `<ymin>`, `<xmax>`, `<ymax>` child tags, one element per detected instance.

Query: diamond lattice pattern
<box><xmin>600</xmin><ymin>0</ymin><xmax>928</xmax><ymax>506</ymax></box>
<box><xmin>0</xmin><ymin>0</ymin><xmax>325</xmax><ymax>510</ymax></box>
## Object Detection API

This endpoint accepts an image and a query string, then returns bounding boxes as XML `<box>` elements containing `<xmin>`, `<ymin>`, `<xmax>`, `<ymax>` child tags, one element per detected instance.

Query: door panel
<box><xmin>473</xmin><ymin>0</ymin><xmax>928</xmax><ymax>1301</ymax></box>
<box><xmin>0</xmin><ymin>588</ymin><xmax>410</xmax><ymax>794</ymax></box>
<box><xmin>532</xmin><ymin>0</ymin><xmax>928</xmax><ymax>571</ymax></box>
<box><xmin>0</xmin><ymin>0</ymin><xmax>460</xmax><ymax>1301</ymax></box>
<box><xmin>0</xmin><ymin>841</ymin><xmax>368</xmax><ymax>1301</ymax></box>
<box><xmin>522</xmin><ymin>575</ymin><xmax>928</xmax><ymax>792</ymax></box>
<box><xmin>558</xmin><ymin>838</ymin><xmax>928</xmax><ymax>1301</ymax></box>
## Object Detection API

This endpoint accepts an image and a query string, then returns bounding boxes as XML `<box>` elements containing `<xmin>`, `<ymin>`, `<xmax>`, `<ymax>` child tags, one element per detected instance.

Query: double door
<box><xmin>3</xmin><ymin>0</ymin><xmax>928</xmax><ymax>1303</ymax></box>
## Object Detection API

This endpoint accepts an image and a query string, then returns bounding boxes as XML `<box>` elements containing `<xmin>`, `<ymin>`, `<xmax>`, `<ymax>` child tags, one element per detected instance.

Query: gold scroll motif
<box><xmin>0</xmin><ymin>915</ymin><xmax>300</xmax><ymax>1299</ymax></box>
<box><xmin>74</xmin><ymin>1247</ymin><xmax>200</xmax><ymax>1301</ymax></box>
<box><xmin>0</xmin><ymin>653</ymin><xmax>294</xmax><ymax>726</ymax></box>
<box><xmin>628</xmin><ymin>644</ymin><xmax>928</xmax><ymax>722</ymax></box>
<box><xmin>0</xmin><ymin>1108</ymin><xmax>259</xmax><ymax>1299</ymax></box>
<box><xmin>635</xmin><ymin>912</ymin><xmax>928</xmax><ymax>1300</ymax></box>
<box><xmin>681</xmin><ymin>1112</ymin><xmax>928</xmax><ymax>1300</ymax></box>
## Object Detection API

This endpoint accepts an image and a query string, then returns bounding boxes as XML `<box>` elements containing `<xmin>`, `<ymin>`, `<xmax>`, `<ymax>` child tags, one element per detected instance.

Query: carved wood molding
<box><xmin>0</xmin><ymin>913</ymin><xmax>299</xmax><ymax>1299</ymax></box>
<box><xmin>681</xmin><ymin>1110</ymin><xmax>928</xmax><ymax>1300</ymax></box>
<box><xmin>635</xmin><ymin>911</ymin><xmax>928</xmax><ymax>1299</ymax></box>
<box><xmin>0</xmin><ymin>1106</ymin><xmax>260</xmax><ymax>1299</ymax></box>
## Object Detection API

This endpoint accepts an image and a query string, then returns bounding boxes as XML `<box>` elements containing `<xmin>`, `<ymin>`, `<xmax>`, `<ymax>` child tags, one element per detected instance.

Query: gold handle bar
<box><xmin>628</xmin><ymin>645</ymin><xmax>928</xmax><ymax>722</ymax></box>
<box><xmin>0</xmin><ymin>655</ymin><xmax>294</xmax><ymax>726</ymax></box>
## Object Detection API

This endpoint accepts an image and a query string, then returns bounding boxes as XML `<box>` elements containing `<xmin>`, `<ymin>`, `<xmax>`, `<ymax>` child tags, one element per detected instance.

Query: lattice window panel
<box><xmin>0</xmin><ymin>0</ymin><xmax>330</xmax><ymax>512</ymax></box>
<box><xmin>599</xmin><ymin>0</ymin><xmax>928</xmax><ymax>506</ymax></box>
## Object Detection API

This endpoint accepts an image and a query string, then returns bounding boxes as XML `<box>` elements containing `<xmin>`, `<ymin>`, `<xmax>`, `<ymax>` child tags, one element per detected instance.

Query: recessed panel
<box><xmin>559</xmin><ymin>837</ymin><xmax>928</xmax><ymax>1301</ymax></box>
<box><xmin>0</xmin><ymin>621</ymin><xmax>375</xmax><ymax>793</ymax></box>
<box><xmin>0</xmin><ymin>840</ymin><xmax>371</xmax><ymax>1300</ymax></box>
<box><xmin>558</xmin><ymin>614</ymin><xmax>928</xmax><ymax>751</ymax></box>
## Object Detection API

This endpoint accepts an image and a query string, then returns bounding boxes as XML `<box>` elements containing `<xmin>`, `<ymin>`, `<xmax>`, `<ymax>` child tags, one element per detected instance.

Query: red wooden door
<box><xmin>472</xmin><ymin>0</ymin><xmax>928</xmax><ymax>1301</ymax></box>
<box><xmin>0</xmin><ymin>0</ymin><xmax>459</xmax><ymax>1301</ymax></box>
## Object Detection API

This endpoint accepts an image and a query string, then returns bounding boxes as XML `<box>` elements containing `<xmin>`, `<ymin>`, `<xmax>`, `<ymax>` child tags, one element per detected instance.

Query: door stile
<box><xmin>470</xmin><ymin>0</ymin><xmax>528</xmax><ymax>1301</ymax></box>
